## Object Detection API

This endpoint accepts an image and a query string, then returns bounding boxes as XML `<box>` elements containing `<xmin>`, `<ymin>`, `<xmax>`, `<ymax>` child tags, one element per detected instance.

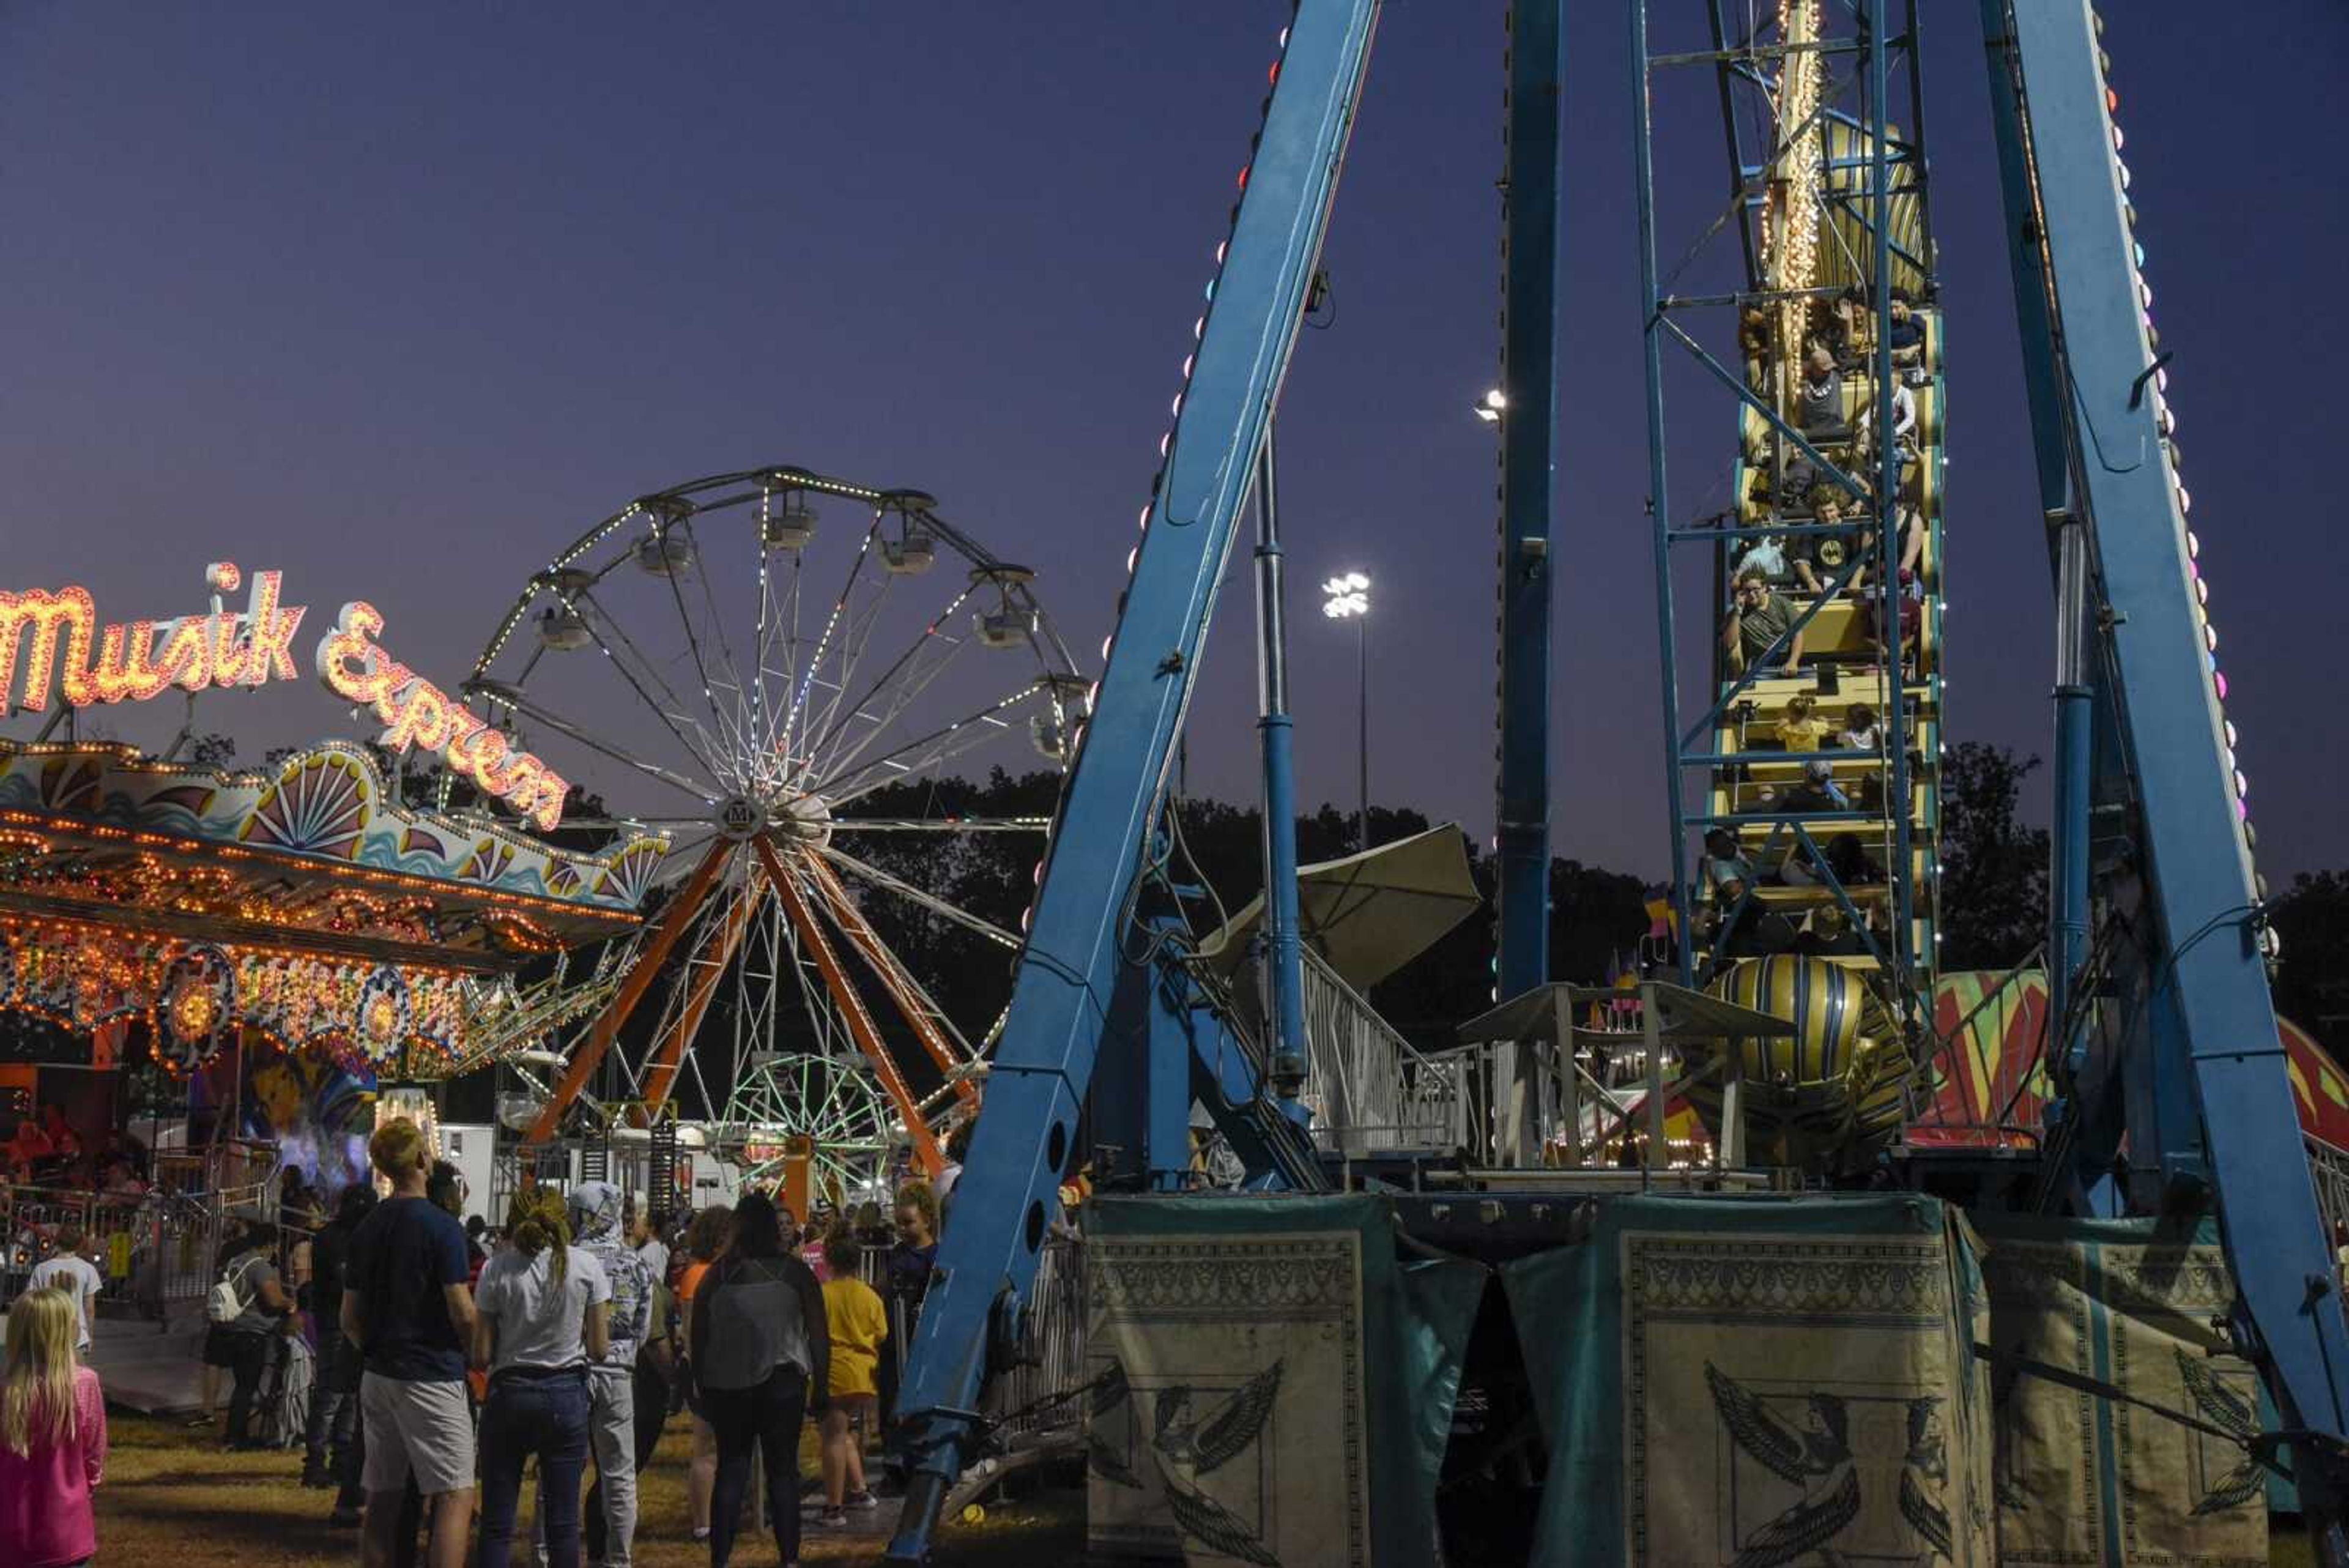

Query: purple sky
<box><xmin>0</xmin><ymin>2</ymin><xmax>2341</xmax><ymax>880</ymax></box>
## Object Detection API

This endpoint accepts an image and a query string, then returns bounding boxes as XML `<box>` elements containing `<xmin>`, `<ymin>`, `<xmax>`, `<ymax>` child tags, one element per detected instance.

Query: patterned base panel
<box><xmin>1977</xmin><ymin>1216</ymin><xmax>2266</xmax><ymax>1568</ymax></box>
<box><xmin>1622</xmin><ymin>1225</ymin><xmax>1996</xmax><ymax>1568</ymax></box>
<box><xmin>1086</xmin><ymin>1228</ymin><xmax>1370</xmax><ymax>1567</ymax></box>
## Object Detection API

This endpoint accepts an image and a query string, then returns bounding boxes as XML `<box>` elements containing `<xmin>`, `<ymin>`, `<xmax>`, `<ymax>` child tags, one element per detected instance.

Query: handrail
<box><xmin>1294</xmin><ymin>947</ymin><xmax>1460</xmax><ymax>1154</ymax></box>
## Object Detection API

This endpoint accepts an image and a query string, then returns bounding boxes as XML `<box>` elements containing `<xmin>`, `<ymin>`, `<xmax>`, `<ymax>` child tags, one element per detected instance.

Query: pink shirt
<box><xmin>0</xmin><ymin>1364</ymin><xmax>106</xmax><ymax>1568</ymax></box>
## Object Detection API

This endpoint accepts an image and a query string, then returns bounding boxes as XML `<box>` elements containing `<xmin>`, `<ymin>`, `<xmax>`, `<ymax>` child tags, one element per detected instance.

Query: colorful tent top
<box><xmin>1908</xmin><ymin>969</ymin><xmax>2349</xmax><ymax>1154</ymax></box>
<box><xmin>0</xmin><ymin>738</ymin><xmax>664</xmax><ymax>934</ymax></box>
<box><xmin>0</xmin><ymin>737</ymin><xmax>669</xmax><ymax>1076</ymax></box>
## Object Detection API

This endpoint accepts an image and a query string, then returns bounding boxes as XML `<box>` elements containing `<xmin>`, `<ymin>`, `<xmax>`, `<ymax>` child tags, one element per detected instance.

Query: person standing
<box><xmin>210</xmin><ymin>1220</ymin><xmax>295</xmax><ymax>1450</ymax></box>
<box><xmin>302</xmin><ymin>1182</ymin><xmax>376</xmax><ymax>1490</ymax></box>
<box><xmin>676</xmin><ymin>1204</ymin><xmax>733</xmax><ymax>1545</ymax></box>
<box><xmin>627</xmin><ymin>1202</ymin><xmax>670</xmax><ymax>1292</ymax></box>
<box><xmin>26</xmin><ymin>1228</ymin><xmax>106</xmax><ymax>1354</ymax></box>
<box><xmin>691</xmin><ymin>1192</ymin><xmax>829</xmax><ymax>1568</ymax></box>
<box><xmin>887</xmin><ymin>1183</ymin><xmax>940</xmax><ymax>1304</ymax></box>
<box><xmin>0</xmin><ymin>1287</ymin><xmax>108</xmax><ymax>1568</ymax></box>
<box><xmin>341</xmin><ymin>1118</ymin><xmax>478</xmax><ymax>1568</ymax></box>
<box><xmin>568</xmin><ymin>1181</ymin><xmax>651</xmax><ymax>1568</ymax></box>
<box><xmin>472</xmin><ymin>1187</ymin><xmax>607</xmax><ymax>1568</ymax></box>
<box><xmin>815</xmin><ymin>1230</ymin><xmax>887</xmax><ymax>1528</ymax></box>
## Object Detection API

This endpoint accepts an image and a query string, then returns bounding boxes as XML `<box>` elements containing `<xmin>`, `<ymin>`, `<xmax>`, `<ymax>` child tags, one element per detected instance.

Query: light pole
<box><xmin>1322</xmin><ymin>572</ymin><xmax>1370</xmax><ymax>853</ymax></box>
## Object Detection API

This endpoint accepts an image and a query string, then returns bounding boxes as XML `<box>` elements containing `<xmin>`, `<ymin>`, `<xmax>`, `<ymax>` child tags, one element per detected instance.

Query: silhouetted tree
<box><xmin>2271</xmin><ymin>871</ymin><xmax>2349</xmax><ymax>1056</ymax></box>
<box><xmin>1937</xmin><ymin>743</ymin><xmax>2049</xmax><ymax>970</ymax></box>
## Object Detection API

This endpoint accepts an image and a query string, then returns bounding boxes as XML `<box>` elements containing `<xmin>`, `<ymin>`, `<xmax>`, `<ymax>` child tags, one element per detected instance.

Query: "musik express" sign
<box><xmin>0</xmin><ymin>564</ymin><xmax>568</xmax><ymax>831</ymax></box>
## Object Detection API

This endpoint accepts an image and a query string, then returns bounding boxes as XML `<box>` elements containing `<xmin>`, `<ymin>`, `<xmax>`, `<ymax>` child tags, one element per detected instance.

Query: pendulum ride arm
<box><xmin>1495</xmin><ymin>0</ymin><xmax>1565</xmax><ymax>1002</ymax></box>
<box><xmin>751</xmin><ymin>834</ymin><xmax>948</xmax><ymax>1179</ymax></box>
<box><xmin>882</xmin><ymin>2</ymin><xmax>1382</xmax><ymax>1556</ymax></box>
<box><xmin>802</xmin><ymin>853</ymin><xmax>980</xmax><ymax>1107</ymax></box>
<box><xmin>522</xmin><ymin>837</ymin><xmax>733</xmax><ymax>1146</ymax></box>
<box><xmin>1986</xmin><ymin>0</ymin><xmax>2349</xmax><ymax>1519</ymax></box>
<box><xmin>637</xmin><ymin>877</ymin><xmax>760</xmax><ymax>1117</ymax></box>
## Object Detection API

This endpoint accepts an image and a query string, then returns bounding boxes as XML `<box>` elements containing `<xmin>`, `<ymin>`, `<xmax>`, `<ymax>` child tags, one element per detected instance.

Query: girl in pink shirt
<box><xmin>1</xmin><ymin>1286</ymin><xmax>108</xmax><ymax>1568</ymax></box>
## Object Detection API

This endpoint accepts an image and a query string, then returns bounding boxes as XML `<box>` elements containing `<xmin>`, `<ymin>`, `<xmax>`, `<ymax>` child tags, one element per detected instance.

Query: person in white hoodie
<box><xmin>567</xmin><ymin>1183</ymin><xmax>652</xmax><ymax>1568</ymax></box>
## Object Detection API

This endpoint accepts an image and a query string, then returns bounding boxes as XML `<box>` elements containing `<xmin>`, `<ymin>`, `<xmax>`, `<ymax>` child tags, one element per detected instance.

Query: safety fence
<box><xmin>845</xmin><ymin>1233</ymin><xmax>1087</xmax><ymax>1446</ymax></box>
<box><xmin>1297</xmin><ymin>948</ymin><xmax>1462</xmax><ymax>1156</ymax></box>
<box><xmin>4</xmin><ymin>1145</ymin><xmax>285</xmax><ymax>1322</ymax></box>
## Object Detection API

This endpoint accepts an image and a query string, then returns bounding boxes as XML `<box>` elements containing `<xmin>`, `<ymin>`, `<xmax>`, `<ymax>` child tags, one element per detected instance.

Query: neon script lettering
<box><xmin>0</xmin><ymin>565</ymin><xmax>306</xmax><ymax>717</ymax></box>
<box><xmin>316</xmin><ymin>602</ymin><xmax>570</xmax><ymax>832</ymax></box>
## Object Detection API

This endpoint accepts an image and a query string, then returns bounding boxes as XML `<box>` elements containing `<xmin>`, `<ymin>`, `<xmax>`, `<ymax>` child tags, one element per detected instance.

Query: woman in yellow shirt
<box><xmin>815</xmin><ymin>1231</ymin><xmax>888</xmax><ymax>1527</ymax></box>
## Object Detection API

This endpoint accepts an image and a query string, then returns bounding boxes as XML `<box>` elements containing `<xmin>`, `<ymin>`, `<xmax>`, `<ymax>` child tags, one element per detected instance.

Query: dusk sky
<box><xmin>1</xmin><ymin>2</ymin><xmax>2342</xmax><ymax>883</ymax></box>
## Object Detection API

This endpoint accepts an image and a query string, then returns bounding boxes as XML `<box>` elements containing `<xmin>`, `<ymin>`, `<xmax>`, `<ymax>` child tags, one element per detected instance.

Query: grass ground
<box><xmin>92</xmin><ymin>1409</ymin><xmax>2319</xmax><ymax>1566</ymax></box>
<box><xmin>92</xmin><ymin>1408</ymin><xmax>1083</xmax><ymax>1567</ymax></box>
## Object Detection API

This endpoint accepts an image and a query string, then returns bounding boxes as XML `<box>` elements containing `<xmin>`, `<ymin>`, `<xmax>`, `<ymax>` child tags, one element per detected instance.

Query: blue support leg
<box><xmin>881</xmin><ymin>7</ymin><xmax>1381</xmax><ymax>1555</ymax></box>
<box><xmin>1987</xmin><ymin>0</ymin><xmax>2349</xmax><ymax>1520</ymax></box>
<box><xmin>1495</xmin><ymin>0</ymin><xmax>1564</xmax><ymax>1002</ymax></box>
<box><xmin>1252</xmin><ymin>424</ymin><xmax>1311</xmax><ymax>1104</ymax></box>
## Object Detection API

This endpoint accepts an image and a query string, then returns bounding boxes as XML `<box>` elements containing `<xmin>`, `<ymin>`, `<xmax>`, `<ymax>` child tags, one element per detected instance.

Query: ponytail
<box><xmin>508</xmin><ymin>1187</ymin><xmax>571</xmax><ymax>1287</ymax></box>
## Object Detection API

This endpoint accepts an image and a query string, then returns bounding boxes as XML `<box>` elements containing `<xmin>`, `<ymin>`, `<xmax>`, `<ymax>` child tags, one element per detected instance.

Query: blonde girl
<box><xmin>1</xmin><ymin>1287</ymin><xmax>108</xmax><ymax>1568</ymax></box>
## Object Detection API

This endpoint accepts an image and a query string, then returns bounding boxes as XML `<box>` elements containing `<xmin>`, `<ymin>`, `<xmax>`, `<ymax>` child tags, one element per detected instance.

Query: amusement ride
<box><xmin>456</xmin><ymin>466</ymin><xmax>1087</xmax><ymax>1198</ymax></box>
<box><xmin>0</xmin><ymin>2</ymin><xmax>2336</xmax><ymax>1564</ymax></box>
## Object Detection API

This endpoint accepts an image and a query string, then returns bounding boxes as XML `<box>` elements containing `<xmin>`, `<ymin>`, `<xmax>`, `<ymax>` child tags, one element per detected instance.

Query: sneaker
<box><xmin>816</xmin><ymin>1507</ymin><xmax>848</xmax><ymax>1528</ymax></box>
<box><xmin>844</xmin><ymin>1488</ymin><xmax>879</xmax><ymax>1511</ymax></box>
<box><xmin>300</xmin><ymin>1466</ymin><xmax>333</xmax><ymax>1490</ymax></box>
<box><xmin>328</xmin><ymin>1507</ymin><xmax>363</xmax><ymax>1529</ymax></box>
<box><xmin>690</xmin><ymin>1527</ymin><xmax>711</xmax><ymax>1543</ymax></box>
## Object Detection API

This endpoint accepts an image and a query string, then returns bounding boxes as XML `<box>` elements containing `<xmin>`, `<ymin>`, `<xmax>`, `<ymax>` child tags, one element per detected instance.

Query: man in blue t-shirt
<box><xmin>340</xmin><ymin>1118</ymin><xmax>478</xmax><ymax>1568</ymax></box>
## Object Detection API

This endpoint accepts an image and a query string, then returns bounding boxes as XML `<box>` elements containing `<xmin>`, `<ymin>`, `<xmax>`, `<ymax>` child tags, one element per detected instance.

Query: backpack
<box><xmin>207</xmin><ymin>1255</ymin><xmax>261</xmax><ymax>1324</ymax></box>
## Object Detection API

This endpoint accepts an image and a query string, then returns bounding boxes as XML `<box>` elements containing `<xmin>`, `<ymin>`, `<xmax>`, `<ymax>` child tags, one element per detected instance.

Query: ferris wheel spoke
<box><xmin>570</xmin><ymin>586</ymin><xmax>737</xmax><ymax>790</ymax></box>
<box><xmin>807</xmin><ymin>619</ymin><xmax>978</xmax><ymax>789</ymax></box>
<box><xmin>827</xmin><ymin>817</ymin><xmax>1051</xmax><ymax>833</ymax></box>
<box><xmin>749</xmin><ymin>537</ymin><xmax>803</xmax><ymax>785</ymax></box>
<box><xmin>781</xmin><ymin>519</ymin><xmax>882</xmax><ymax>770</ymax></box>
<box><xmin>818</xmin><ymin>843</ymin><xmax>1025</xmax><ymax>951</ymax></box>
<box><xmin>800</xmin><ymin>573</ymin><xmax>900</xmax><ymax>781</ymax></box>
<box><xmin>816</xmin><ymin>682</ymin><xmax>1052</xmax><ymax>808</ymax></box>
<box><xmin>464</xmin><ymin>683</ymin><xmax>721</xmax><ymax>805</ymax></box>
<box><xmin>802</xmin><ymin>584</ymin><xmax>978</xmax><ymax>784</ymax></box>
<box><xmin>664</xmin><ymin>516</ymin><xmax>760</xmax><ymax>776</ymax></box>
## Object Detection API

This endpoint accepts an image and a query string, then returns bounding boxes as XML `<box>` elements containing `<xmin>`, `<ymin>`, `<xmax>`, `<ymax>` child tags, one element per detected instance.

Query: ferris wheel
<box><xmin>464</xmin><ymin>466</ymin><xmax>1088</xmax><ymax>1180</ymax></box>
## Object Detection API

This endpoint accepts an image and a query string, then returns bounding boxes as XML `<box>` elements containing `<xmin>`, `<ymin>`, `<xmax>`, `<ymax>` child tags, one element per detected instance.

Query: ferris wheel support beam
<box><xmin>753</xmin><ymin>834</ymin><xmax>947</xmax><ymax>1180</ymax></box>
<box><xmin>521</xmin><ymin>836</ymin><xmax>733</xmax><ymax>1147</ymax></box>
<box><xmin>637</xmin><ymin>875</ymin><xmax>761</xmax><ymax>1118</ymax></box>
<box><xmin>803</xmin><ymin>850</ymin><xmax>979</xmax><ymax>1105</ymax></box>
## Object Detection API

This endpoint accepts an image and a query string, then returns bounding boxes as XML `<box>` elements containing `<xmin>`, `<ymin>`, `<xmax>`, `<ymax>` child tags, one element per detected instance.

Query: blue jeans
<box><xmin>477</xmin><ymin>1370</ymin><xmax>590</xmax><ymax>1568</ymax></box>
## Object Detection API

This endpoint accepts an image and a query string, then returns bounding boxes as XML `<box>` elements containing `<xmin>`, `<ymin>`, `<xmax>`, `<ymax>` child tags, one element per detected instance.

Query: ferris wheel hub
<box><xmin>771</xmin><ymin>792</ymin><xmax>833</xmax><ymax>849</ymax></box>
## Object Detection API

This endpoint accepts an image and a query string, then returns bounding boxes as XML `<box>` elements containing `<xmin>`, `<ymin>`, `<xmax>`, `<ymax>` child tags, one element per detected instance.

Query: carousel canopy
<box><xmin>0</xmin><ymin>738</ymin><xmax>666</xmax><ymax>1072</ymax></box>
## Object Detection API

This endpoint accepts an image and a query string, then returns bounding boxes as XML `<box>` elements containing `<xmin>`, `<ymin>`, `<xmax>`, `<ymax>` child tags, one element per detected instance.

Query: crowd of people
<box><xmin>1694</xmin><ymin>284</ymin><xmax>1940</xmax><ymax>965</ymax></box>
<box><xmin>4</xmin><ymin>1104</ymin><xmax>152</xmax><ymax>1195</ymax></box>
<box><xmin>1</xmin><ymin>1112</ymin><xmax>960</xmax><ymax>1568</ymax></box>
<box><xmin>1724</xmin><ymin>286</ymin><xmax>1934</xmax><ymax>683</ymax></box>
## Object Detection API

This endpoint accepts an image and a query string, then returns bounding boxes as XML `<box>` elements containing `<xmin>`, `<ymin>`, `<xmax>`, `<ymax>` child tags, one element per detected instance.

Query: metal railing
<box><xmin>1296</xmin><ymin>948</ymin><xmax>1462</xmax><ymax>1156</ymax></box>
<box><xmin>1</xmin><ymin>1179</ymin><xmax>265</xmax><ymax>1320</ymax></box>
<box><xmin>983</xmin><ymin>1233</ymin><xmax>1084</xmax><ymax>1441</ymax></box>
<box><xmin>2309</xmin><ymin>1137</ymin><xmax>2349</xmax><ymax>1246</ymax></box>
<box><xmin>846</xmin><ymin>1234</ymin><xmax>1086</xmax><ymax>1446</ymax></box>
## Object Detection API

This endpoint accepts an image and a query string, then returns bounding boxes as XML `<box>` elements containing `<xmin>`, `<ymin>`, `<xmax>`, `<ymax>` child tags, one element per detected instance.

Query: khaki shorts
<box><xmin>360</xmin><ymin>1371</ymin><xmax>476</xmax><ymax>1496</ymax></box>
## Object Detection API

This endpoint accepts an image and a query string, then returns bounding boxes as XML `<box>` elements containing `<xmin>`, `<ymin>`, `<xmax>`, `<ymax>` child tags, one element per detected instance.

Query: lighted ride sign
<box><xmin>0</xmin><ymin>563</ymin><xmax>571</xmax><ymax>831</ymax></box>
